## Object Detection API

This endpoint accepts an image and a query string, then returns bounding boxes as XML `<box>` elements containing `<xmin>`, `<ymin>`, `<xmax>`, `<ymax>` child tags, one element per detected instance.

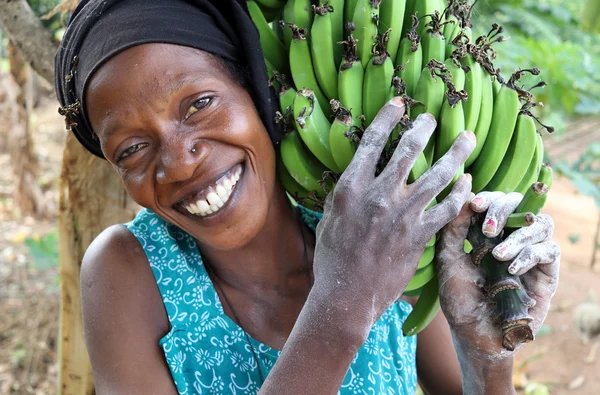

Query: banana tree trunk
<box><xmin>58</xmin><ymin>134</ymin><xmax>136</xmax><ymax>395</ymax></box>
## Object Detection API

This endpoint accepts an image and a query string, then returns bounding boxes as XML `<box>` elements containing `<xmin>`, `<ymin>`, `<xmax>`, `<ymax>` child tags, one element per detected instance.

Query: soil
<box><xmin>0</xmin><ymin>98</ymin><xmax>599</xmax><ymax>394</ymax></box>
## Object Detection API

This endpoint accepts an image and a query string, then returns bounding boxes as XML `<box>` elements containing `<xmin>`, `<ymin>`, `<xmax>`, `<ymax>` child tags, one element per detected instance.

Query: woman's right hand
<box><xmin>262</xmin><ymin>97</ymin><xmax>476</xmax><ymax>395</ymax></box>
<box><xmin>312</xmin><ymin>96</ymin><xmax>476</xmax><ymax>326</ymax></box>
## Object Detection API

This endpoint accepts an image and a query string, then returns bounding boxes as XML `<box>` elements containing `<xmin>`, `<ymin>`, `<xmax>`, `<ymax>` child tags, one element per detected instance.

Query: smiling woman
<box><xmin>54</xmin><ymin>1</ymin><xmax>561</xmax><ymax>395</ymax></box>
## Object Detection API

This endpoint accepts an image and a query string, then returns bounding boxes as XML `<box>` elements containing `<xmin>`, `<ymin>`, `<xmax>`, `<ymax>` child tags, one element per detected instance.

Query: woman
<box><xmin>55</xmin><ymin>0</ymin><xmax>561</xmax><ymax>394</ymax></box>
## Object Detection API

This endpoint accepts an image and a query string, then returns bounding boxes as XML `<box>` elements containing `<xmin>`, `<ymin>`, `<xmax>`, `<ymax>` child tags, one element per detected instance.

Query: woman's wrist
<box><xmin>453</xmin><ymin>336</ymin><xmax>516</xmax><ymax>395</ymax></box>
<box><xmin>307</xmin><ymin>281</ymin><xmax>376</xmax><ymax>347</ymax></box>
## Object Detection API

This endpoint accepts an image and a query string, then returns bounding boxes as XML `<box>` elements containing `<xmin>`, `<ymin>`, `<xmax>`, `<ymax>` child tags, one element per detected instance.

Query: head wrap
<box><xmin>55</xmin><ymin>0</ymin><xmax>281</xmax><ymax>159</ymax></box>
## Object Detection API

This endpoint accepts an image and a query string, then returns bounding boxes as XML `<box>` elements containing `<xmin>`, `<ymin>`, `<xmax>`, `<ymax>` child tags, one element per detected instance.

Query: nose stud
<box><xmin>191</xmin><ymin>147</ymin><xmax>197</xmax><ymax>154</ymax></box>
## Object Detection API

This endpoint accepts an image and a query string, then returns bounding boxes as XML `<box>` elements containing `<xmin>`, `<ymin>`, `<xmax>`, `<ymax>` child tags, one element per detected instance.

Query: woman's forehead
<box><xmin>87</xmin><ymin>44</ymin><xmax>222</xmax><ymax>97</ymax></box>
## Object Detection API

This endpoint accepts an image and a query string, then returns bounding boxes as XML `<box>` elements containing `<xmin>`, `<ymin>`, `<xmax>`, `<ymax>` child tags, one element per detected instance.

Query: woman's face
<box><xmin>86</xmin><ymin>43</ymin><xmax>278</xmax><ymax>250</ymax></box>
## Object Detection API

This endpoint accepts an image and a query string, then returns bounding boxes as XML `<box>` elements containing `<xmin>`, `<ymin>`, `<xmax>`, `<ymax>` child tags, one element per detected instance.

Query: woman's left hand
<box><xmin>435</xmin><ymin>191</ymin><xmax>561</xmax><ymax>360</ymax></box>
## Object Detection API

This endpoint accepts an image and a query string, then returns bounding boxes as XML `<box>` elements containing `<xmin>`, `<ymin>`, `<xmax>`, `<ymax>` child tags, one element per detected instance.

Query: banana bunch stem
<box><xmin>467</xmin><ymin>213</ymin><xmax>535</xmax><ymax>351</ymax></box>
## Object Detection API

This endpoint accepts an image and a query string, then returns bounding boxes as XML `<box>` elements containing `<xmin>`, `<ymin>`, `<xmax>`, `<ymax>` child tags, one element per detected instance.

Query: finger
<box><xmin>413</xmin><ymin>130</ymin><xmax>476</xmax><ymax>202</ymax></box>
<box><xmin>424</xmin><ymin>174</ymin><xmax>473</xmax><ymax>234</ymax></box>
<box><xmin>492</xmin><ymin>214</ymin><xmax>555</xmax><ymax>261</ymax></box>
<box><xmin>521</xmin><ymin>252</ymin><xmax>561</xmax><ymax>333</ymax></box>
<box><xmin>469</xmin><ymin>191</ymin><xmax>505</xmax><ymax>213</ymax></box>
<box><xmin>507</xmin><ymin>241</ymin><xmax>561</xmax><ymax>276</ymax></box>
<box><xmin>346</xmin><ymin>97</ymin><xmax>406</xmax><ymax>179</ymax></box>
<box><xmin>435</xmin><ymin>188</ymin><xmax>474</xmax><ymax>256</ymax></box>
<box><xmin>380</xmin><ymin>114</ymin><xmax>437</xmax><ymax>183</ymax></box>
<box><xmin>481</xmin><ymin>192</ymin><xmax>523</xmax><ymax>237</ymax></box>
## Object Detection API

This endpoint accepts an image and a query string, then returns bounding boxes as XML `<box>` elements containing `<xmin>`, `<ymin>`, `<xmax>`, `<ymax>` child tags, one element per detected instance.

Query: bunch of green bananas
<box><xmin>249</xmin><ymin>0</ymin><xmax>554</xmax><ymax>337</ymax></box>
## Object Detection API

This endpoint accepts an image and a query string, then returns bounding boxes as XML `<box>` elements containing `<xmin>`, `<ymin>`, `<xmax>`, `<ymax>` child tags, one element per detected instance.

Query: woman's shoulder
<box><xmin>81</xmin><ymin>223</ymin><xmax>170</xmax><ymax>339</ymax></box>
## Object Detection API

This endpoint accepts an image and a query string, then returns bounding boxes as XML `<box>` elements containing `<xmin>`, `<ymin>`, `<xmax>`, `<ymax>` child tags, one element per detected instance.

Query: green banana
<box><xmin>463</xmin><ymin>56</ymin><xmax>483</xmax><ymax>132</ymax></box>
<box><xmin>515</xmin><ymin>133</ymin><xmax>544</xmax><ymax>195</ymax></box>
<box><xmin>514</xmin><ymin>181</ymin><xmax>550</xmax><ymax>215</ymax></box>
<box><xmin>338</xmin><ymin>51</ymin><xmax>364</xmax><ymax>125</ymax></box>
<box><xmin>345</xmin><ymin>0</ymin><xmax>358</xmax><ymax>24</ymax></box>
<box><xmin>470</xmin><ymin>85</ymin><xmax>520</xmax><ymax>193</ymax></box>
<box><xmin>484</xmin><ymin>112</ymin><xmax>537</xmax><ymax>193</ymax></box>
<box><xmin>329</xmin><ymin>102</ymin><xmax>356</xmax><ymax>172</ymax></box>
<box><xmin>402</xmin><ymin>274</ymin><xmax>441</xmax><ymax>336</ymax></box>
<box><xmin>434</xmin><ymin>96</ymin><xmax>465</xmax><ymax>199</ymax></box>
<box><xmin>293</xmin><ymin>90</ymin><xmax>340</xmax><ymax>172</ymax></box>
<box><xmin>444</xmin><ymin>23</ymin><xmax>460</xmax><ymax>59</ymax></box>
<box><xmin>279</xmin><ymin>85</ymin><xmax>296</xmax><ymax>113</ymax></box>
<box><xmin>413</xmin><ymin>0</ymin><xmax>444</xmax><ymax>37</ymax></box>
<box><xmin>380</xmin><ymin>0</ymin><xmax>406</xmax><ymax>61</ymax></box>
<box><xmin>254</xmin><ymin>0</ymin><xmax>286</xmax><ymax>10</ymax></box>
<box><xmin>444</xmin><ymin>57</ymin><xmax>465</xmax><ymax>90</ymax></box>
<box><xmin>396</xmin><ymin>36</ymin><xmax>423</xmax><ymax>97</ymax></box>
<box><xmin>282</xmin><ymin>0</ymin><xmax>313</xmax><ymax>49</ymax></box>
<box><xmin>417</xmin><ymin>245</ymin><xmax>435</xmax><ymax>270</ymax></box>
<box><xmin>434</xmin><ymin>62</ymin><xmax>466</xmax><ymax>163</ymax></box>
<box><xmin>465</xmin><ymin>72</ymin><xmax>494</xmax><ymax>168</ymax></box>
<box><xmin>408</xmin><ymin>151</ymin><xmax>432</xmax><ymax>183</ymax></box>
<box><xmin>401</xmin><ymin>0</ymin><xmax>417</xmax><ymax>39</ymax></box>
<box><xmin>322</xmin><ymin>0</ymin><xmax>345</xmax><ymax>68</ymax></box>
<box><xmin>247</xmin><ymin>1</ymin><xmax>289</xmax><ymax>76</ymax></box>
<box><xmin>492</xmin><ymin>76</ymin><xmax>502</xmax><ymax>97</ymax></box>
<box><xmin>411</xmin><ymin>64</ymin><xmax>446</xmax><ymax>165</ymax></box>
<box><xmin>288</xmin><ymin>25</ymin><xmax>332</xmax><ymax>117</ymax></box>
<box><xmin>311</xmin><ymin>5</ymin><xmax>340</xmax><ymax>101</ymax></box>
<box><xmin>363</xmin><ymin>53</ymin><xmax>395</xmax><ymax>126</ymax></box>
<box><xmin>505</xmin><ymin>212</ymin><xmax>536</xmax><ymax>229</ymax></box>
<box><xmin>405</xmin><ymin>261</ymin><xmax>436</xmax><ymax>292</ymax></box>
<box><xmin>276</xmin><ymin>153</ymin><xmax>316</xmax><ymax>210</ymax></box>
<box><xmin>353</xmin><ymin>0</ymin><xmax>380</xmax><ymax>69</ymax></box>
<box><xmin>421</xmin><ymin>13</ymin><xmax>445</xmax><ymax>65</ymax></box>
<box><xmin>279</xmin><ymin>129</ymin><xmax>328</xmax><ymax>195</ymax></box>
<box><xmin>538</xmin><ymin>162</ymin><xmax>553</xmax><ymax>189</ymax></box>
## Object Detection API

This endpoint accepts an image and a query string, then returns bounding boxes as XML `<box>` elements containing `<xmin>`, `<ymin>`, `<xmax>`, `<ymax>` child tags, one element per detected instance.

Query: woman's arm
<box><xmin>80</xmin><ymin>225</ymin><xmax>178</xmax><ymax>395</ymax></box>
<box><xmin>415</xmin><ymin>309</ymin><xmax>462</xmax><ymax>394</ymax></box>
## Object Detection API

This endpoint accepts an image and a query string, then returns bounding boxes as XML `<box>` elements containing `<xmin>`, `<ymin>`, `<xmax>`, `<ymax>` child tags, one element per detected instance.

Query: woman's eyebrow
<box><xmin>167</xmin><ymin>72</ymin><xmax>211</xmax><ymax>98</ymax></box>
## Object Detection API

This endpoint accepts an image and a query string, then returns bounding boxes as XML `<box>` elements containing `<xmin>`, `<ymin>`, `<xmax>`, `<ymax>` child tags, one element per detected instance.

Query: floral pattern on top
<box><xmin>125</xmin><ymin>205</ymin><xmax>417</xmax><ymax>395</ymax></box>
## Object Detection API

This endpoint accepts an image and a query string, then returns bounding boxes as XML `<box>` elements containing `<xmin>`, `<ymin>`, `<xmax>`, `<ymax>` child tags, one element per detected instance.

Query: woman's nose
<box><xmin>156</xmin><ymin>139</ymin><xmax>208</xmax><ymax>184</ymax></box>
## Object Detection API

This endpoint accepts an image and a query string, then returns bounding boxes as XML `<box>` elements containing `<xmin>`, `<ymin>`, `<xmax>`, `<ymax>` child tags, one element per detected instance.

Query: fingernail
<box><xmin>423</xmin><ymin>113</ymin><xmax>435</xmax><ymax>121</ymax></box>
<box><xmin>508</xmin><ymin>263</ymin><xmax>518</xmax><ymax>275</ymax></box>
<box><xmin>464</xmin><ymin>130</ymin><xmax>476</xmax><ymax>143</ymax></box>
<box><xmin>494</xmin><ymin>244</ymin><xmax>508</xmax><ymax>259</ymax></box>
<box><xmin>391</xmin><ymin>97</ymin><xmax>405</xmax><ymax>107</ymax></box>
<box><xmin>471</xmin><ymin>196</ymin><xmax>484</xmax><ymax>207</ymax></box>
<box><xmin>464</xmin><ymin>173</ymin><xmax>472</xmax><ymax>183</ymax></box>
<box><xmin>483</xmin><ymin>218</ymin><xmax>497</xmax><ymax>236</ymax></box>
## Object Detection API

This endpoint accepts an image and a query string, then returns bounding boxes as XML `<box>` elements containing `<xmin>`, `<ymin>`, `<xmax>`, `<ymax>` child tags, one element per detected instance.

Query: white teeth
<box><xmin>216</xmin><ymin>185</ymin><xmax>228</xmax><ymax>199</ymax></box>
<box><xmin>183</xmin><ymin>164</ymin><xmax>243</xmax><ymax>216</ymax></box>
<box><xmin>197</xmin><ymin>200</ymin><xmax>210</xmax><ymax>212</ymax></box>
<box><xmin>206</xmin><ymin>192</ymin><xmax>220</xmax><ymax>206</ymax></box>
<box><xmin>189</xmin><ymin>202</ymin><xmax>200</xmax><ymax>214</ymax></box>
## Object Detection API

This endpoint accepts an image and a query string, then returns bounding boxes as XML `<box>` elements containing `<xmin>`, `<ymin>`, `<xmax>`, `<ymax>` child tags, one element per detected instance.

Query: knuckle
<box><xmin>398</xmin><ymin>134</ymin><xmax>423</xmax><ymax>157</ymax></box>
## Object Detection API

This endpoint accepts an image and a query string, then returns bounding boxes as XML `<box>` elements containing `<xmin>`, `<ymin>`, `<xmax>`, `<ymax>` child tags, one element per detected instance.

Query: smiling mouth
<box><xmin>180</xmin><ymin>163</ymin><xmax>243</xmax><ymax>217</ymax></box>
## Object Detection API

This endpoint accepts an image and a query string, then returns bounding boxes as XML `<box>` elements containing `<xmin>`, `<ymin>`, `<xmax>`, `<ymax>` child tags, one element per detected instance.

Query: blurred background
<box><xmin>0</xmin><ymin>0</ymin><xmax>599</xmax><ymax>394</ymax></box>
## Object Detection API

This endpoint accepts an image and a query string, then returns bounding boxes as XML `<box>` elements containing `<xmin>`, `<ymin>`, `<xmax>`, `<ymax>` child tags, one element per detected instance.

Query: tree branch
<box><xmin>0</xmin><ymin>0</ymin><xmax>58</xmax><ymax>84</ymax></box>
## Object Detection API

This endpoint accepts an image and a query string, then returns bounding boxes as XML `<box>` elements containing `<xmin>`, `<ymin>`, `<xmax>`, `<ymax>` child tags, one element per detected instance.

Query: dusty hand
<box><xmin>312</xmin><ymin>97</ymin><xmax>476</xmax><ymax>327</ymax></box>
<box><xmin>436</xmin><ymin>192</ymin><xmax>561</xmax><ymax>359</ymax></box>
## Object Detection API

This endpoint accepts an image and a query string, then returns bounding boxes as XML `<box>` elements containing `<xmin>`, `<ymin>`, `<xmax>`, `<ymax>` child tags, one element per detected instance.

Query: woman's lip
<box><xmin>175</xmin><ymin>162</ymin><xmax>242</xmax><ymax>207</ymax></box>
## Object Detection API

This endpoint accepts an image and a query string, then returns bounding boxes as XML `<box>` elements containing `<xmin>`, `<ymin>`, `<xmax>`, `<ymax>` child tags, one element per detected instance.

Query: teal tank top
<box><xmin>125</xmin><ymin>205</ymin><xmax>418</xmax><ymax>394</ymax></box>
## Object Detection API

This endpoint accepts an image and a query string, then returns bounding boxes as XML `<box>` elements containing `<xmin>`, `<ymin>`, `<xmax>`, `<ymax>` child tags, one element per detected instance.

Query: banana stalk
<box><xmin>467</xmin><ymin>213</ymin><xmax>536</xmax><ymax>352</ymax></box>
<box><xmin>282</xmin><ymin>0</ymin><xmax>314</xmax><ymax>49</ymax></box>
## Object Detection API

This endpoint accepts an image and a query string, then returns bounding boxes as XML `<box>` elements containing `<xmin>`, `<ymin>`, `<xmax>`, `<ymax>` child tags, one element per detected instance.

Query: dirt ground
<box><xmin>0</xmin><ymin>97</ymin><xmax>599</xmax><ymax>394</ymax></box>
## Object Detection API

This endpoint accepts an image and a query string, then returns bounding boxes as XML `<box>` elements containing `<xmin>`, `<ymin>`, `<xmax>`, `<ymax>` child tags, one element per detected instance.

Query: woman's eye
<box><xmin>118</xmin><ymin>143</ymin><xmax>148</xmax><ymax>162</ymax></box>
<box><xmin>184</xmin><ymin>97</ymin><xmax>212</xmax><ymax>120</ymax></box>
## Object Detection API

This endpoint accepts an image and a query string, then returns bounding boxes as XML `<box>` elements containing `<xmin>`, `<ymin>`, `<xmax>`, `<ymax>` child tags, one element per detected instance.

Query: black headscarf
<box><xmin>55</xmin><ymin>0</ymin><xmax>281</xmax><ymax>159</ymax></box>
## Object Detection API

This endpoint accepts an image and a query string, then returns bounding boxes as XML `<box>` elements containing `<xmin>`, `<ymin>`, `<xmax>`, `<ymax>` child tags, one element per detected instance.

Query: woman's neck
<box><xmin>198</xmin><ymin>187</ymin><xmax>315</xmax><ymax>296</ymax></box>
